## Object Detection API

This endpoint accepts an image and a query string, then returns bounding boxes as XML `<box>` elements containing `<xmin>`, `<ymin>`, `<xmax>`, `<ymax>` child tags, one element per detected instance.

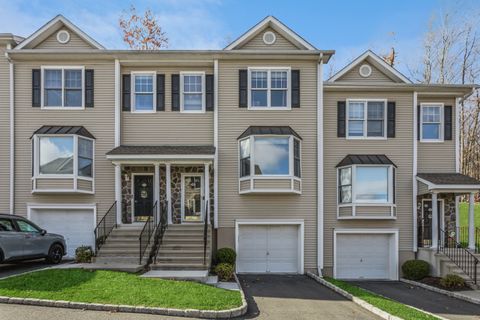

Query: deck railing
<box><xmin>94</xmin><ymin>201</ymin><xmax>117</xmax><ymax>252</ymax></box>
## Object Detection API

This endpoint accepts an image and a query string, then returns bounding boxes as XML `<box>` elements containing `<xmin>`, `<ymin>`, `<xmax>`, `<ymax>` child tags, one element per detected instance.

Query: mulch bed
<box><xmin>419</xmin><ymin>277</ymin><xmax>472</xmax><ymax>291</ymax></box>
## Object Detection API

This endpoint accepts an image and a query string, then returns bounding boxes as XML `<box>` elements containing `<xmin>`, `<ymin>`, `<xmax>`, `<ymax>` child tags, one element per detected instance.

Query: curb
<box><xmin>0</xmin><ymin>272</ymin><xmax>248</xmax><ymax>319</ymax></box>
<box><xmin>400</xmin><ymin>278</ymin><xmax>480</xmax><ymax>305</ymax></box>
<box><xmin>307</xmin><ymin>272</ymin><xmax>402</xmax><ymax>320</ymax></box>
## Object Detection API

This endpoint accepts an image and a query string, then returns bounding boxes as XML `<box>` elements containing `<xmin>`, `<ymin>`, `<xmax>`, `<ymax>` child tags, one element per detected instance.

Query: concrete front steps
<box><xmin>436</xmin><ymin>250</ymin><xmax>480</xmax><ymax>288</ymax></box>
<box><xmin>151</xmin><ymin>224</ymin><xmax>212</xmax><ymax>271</ymax></box>
<box><xmin>93</xmin><ymin>225</ymin><xmax>148</xmax><ymax>272</ymax></box>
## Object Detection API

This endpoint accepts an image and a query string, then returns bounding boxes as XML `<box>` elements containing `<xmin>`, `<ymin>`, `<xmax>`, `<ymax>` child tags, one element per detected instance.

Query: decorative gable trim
<box><xmin>15</xmin><ymin>15</ymin><xmax>104</xmax><ymax>50</ymax></box>
<box><xmin>328</xmin><ymin>50</ymin><xmax>411</xmax><ymax>83</ymax></box>
<box><xmin>224</xmin><ymin>15</ymin><xmax>316</xmax><ymax>51</ymax></box>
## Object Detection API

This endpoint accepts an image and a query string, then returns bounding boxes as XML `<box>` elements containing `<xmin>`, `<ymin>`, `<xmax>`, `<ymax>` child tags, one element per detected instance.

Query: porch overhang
<box><xmin>106</xmin><ymin>145</ymin><xmax>215</xmax><ymax>163</ymax></box>
<box><xmin>416</xmin><ymin>173</ymin><xmax>480</xmax><ymax>194</ymax></box>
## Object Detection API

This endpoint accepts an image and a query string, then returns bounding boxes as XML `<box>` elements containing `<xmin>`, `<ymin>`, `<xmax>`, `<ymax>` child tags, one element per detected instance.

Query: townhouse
<box><xmin>0</xmin><ymin>15</ymin><xmax>479</xmax><ymax>281</ymax></box>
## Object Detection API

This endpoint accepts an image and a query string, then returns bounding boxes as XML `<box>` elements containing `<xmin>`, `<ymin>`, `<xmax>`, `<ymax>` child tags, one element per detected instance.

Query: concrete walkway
<box><xmin>239</xmin><ymin>274</ymin><xmax>381</xmax><ymax>319</ymax></box>
<box><xmin>350</xmin><ymin>281</ymin><xmax>480</xmax><ymax>320</ymax></box>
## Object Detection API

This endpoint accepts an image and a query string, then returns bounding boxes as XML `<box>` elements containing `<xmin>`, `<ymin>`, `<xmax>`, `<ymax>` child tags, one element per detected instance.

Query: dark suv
<box><xmin>0</xmin><ymin>214</ymin><xmax>66</xmax><ymax>264</ymax></box>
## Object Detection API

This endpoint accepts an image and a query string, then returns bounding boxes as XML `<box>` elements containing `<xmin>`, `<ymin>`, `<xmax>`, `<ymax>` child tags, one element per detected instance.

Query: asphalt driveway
<box><xmin>350</xmin><ymin>281</ymin><xmax>480</xmax><ymax>320</ymax></box>
<box><xmin>238</xmin><ymin>274</ymin><xmax>381</xmax><ymax>319</ymax></box>
<box><xmin>0</xmin><ymin>259</ymin><xmax>71</xmax><ymax>279</ymax></box>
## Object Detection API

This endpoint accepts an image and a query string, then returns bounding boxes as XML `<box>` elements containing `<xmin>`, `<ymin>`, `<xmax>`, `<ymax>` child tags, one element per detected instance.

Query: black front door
<box><xmin>418</xmin><ymin>200</ymin><xmax>442</xmax><ymax>247</ymax></box>
<box><xmin>133</xmin><ymin>175</ymin><xmax>154</xmax><ymax>223</ymax></box>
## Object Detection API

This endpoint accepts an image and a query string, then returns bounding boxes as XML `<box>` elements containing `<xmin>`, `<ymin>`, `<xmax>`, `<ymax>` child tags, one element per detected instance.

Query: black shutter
<box><xmin>156</xmin><ymin>74</ymin><xmax>165</xmax><ymax>111</ymax></box>
<box><xmin>122</xmin><ymin>75</ymin><xmax>131</xmax><ymax>111</ymax></box>
<box><xmin>337</xmin><ymin>101</ymin><xmax>346</xmax><ymax>137</ymax></box>
<box><xmin>291</xmin><ymin>70</ymin><xmax>300</xmax><ymax>108</ymax></box>
<box><xmin>85</xmin><ymin>69</ymin><xmax>94</xmax><ymax>108</ymax></box>
<box><xmin>239</xmin><ymin>69</ymin><xmax>248</xmax><ymax>108</ymax></box>
<box><xmin>387</xmin><ymin>101</ymin><xmax>396</xmax><ymax>138</ymax></box>
<box><xmin>171</xmin><ymin>74</ymin><xmax>180</xmax><ymax>111</ymax></box>
<box><xmin>32</xmin><ymin>69</ymin><xmax>41</xmax><ymax>107</ymax></box>
<box><xmin>417</xmin><ymin>105</ymin><xmax>421</xmax><ymax>140</ymax></box>
<box><xmin>444</xmin><ymin>105</ymin><xmax>453</xmax><ymax>140</ymax></box>
<box><xmin>206</xmin><ymin>74</ymin><xmax>214</xmax><ymax>111</ymax></box>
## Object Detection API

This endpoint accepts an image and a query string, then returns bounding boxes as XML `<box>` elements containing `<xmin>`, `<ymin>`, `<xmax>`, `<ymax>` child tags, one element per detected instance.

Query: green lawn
<box><xmin>0</xmin><ymin>269</ymin><xmax>242</xmax><ymax>310</ymax></box>
<box><xmin>459</xmin><ymin>202</ymin><xmax>480</xmax><ymax>227</ymax></box>
<box><xmin>324</xmin><ymin>278</ymin><xmax>439</xmax><ymax>320</ymax></box>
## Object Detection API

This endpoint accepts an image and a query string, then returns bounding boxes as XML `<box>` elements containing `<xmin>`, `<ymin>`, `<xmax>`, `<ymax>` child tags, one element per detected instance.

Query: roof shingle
<box><xmin>417</xmin><ymin>173</ymin><xmax>480</xmax><ymax>185</ymax></box>
<box><xmin>238</xmin><ymin>126</ymin><xmax>302</xmax><ymax>140</ymax></box>
<box><xmin>32</xmin><ymin>126</ymin><xmax>95</xmax><ymax>139</ymax></box>
<box><xmin>336</xmin><ymin>154</ymin><xmax>397</xmax><ymax>168</ymax></box>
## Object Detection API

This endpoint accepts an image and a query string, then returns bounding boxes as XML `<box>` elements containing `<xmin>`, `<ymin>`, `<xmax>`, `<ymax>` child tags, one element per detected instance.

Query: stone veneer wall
<box><xmin>121</xmin><ymin>165</ymin><xmax>214</xmax><ymax>224</ymax></box>
<box><xmin>416</xmin><ymin>193</ymin><xmax>456</xmax><ymax>232</ymax></box>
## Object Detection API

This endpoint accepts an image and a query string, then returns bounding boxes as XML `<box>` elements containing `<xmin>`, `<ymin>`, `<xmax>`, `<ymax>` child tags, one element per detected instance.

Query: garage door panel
<box><xmin>267</xmin><ymin>226</ymin><xmax>298</xmax><ymax>273</ymax></box>
<box><xmin>237</xmin><ymin>226</ymin><xmax>268</xmax><ymax>273</ymax></box>
<box><xmin>336</xmin><ymin>233</ymin><xmax>393</xmax><ymax>280</ymax></box>
<box><xmin>30</xmin><ymin>208</ymin><xmax>95</xmax><ymax>258</ymax></box>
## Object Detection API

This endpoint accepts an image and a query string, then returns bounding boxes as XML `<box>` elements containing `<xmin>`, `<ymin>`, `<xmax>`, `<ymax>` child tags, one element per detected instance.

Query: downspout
<box><xmin>213</xmin><ymin>59</ymin><xmax>219</xmax><ymax>228</ymax></box>
<box><xmin>114</xmin><ymin>59</ymin><xmax>120</xmax><ymax>147</ymax></box>
<box><xmin>317</xmin><ymin>53</ymin><xmax>324</xmax><ymax>276</ymax></box>
<box><xmin>6</xmin><ymin>49</ymin><xmax>14</xmax><ymax>215</ymax></box>
<box><xmin>413</xmin><ymin>91</ymin><xmax>418</xmax><ymax>255</ymax></box>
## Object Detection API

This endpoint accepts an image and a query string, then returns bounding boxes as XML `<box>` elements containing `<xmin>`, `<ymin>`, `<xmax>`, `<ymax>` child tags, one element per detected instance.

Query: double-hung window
<box><xmin>42</xmin><ymin>67</ymin><xmax>84</xmax><ymax>108</ymax></box>
<box><xmin>249</xmin><ymin>68</ymin><xmax>290</xmax><ymax>109</ymax></box>
<box><xmin>181</xmin><ymin>72</ymin><xmax>205</xmax><ymax>112</ymax></box>
<box><xmin>338</xmin><ymin>165</ymin><xmax>393</xmax><ymax>204</ymax></box>
<box><xmin>132</xmin><ymin>72</ymin><xmax>155</xmax><ymax>112</ymax></box>
<box><xmin>347</xmin><ymin>99</ymin><xmax>386</xmax><ymax>138</ymax></box>
<box><xmin>421</xmin><ymin>103</ymin><xmax>443</xmax><ymax>142</ymax></box>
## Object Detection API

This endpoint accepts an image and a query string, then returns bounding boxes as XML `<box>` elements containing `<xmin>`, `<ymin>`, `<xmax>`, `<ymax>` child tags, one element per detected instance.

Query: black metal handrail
<box><xmin>94</xmin><ymin>201</ymin><xmax>117</xmax><ymax>252</ymax></box>
<box><xmin>476</xmin><ymin>228</ymin><xmax>480</xmax><ymax>254</ymax></box>
<box><xmin>438</xmin><ymin>228</ymin><xmax>479</xmax><ymax>284</ymax></box>
<box><xmin>203</xmin><ymin>201</ymin><xmax>209</xmax><ymax>265</ymax></box>
<box><xmin>151</xmin><ymin>201</ymin><xmax>169</xmax><ymax>265</ymax></box>
<box><xmin>139</xmin><ymin>201</ymin><xmax>158</xmax><ymax>265</ymax></box>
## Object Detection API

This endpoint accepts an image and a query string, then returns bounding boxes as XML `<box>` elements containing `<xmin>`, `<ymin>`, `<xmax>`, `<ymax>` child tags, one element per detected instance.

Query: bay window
<box><xmin>421</xmin><ymin>103</ymin><xmax>443</xmax><ymax>141</ymax></box>
<box><xmin>347</xmin><ymin>99</ymin><xmax>386</xmax><ymax>138</ymax></box>
<box><xmin>249</xmin><ymin>68</ymin><xmax>290</xmax><ymax>109</ymax></box>
<box><xmin>132</xmin><ymin>72</ymin><xmax>155</xmax><ymax>112</ymax></box>
<box><xmin>42</xmin><ymin>67</ymin><xmax>84</xmax><ymax>108</ymax></box>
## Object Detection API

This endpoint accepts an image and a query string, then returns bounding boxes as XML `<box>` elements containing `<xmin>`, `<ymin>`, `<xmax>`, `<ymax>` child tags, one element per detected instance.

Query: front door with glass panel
<box><xmin>182</xmin><ymin>175</ymin><xmax>203</xmax><ymax>223</ymax></box>
<box><xmin>419</xmin><ymin>200</ymin><xmax>444</xmax><ymax>247</ymax></box>
<box><xmin>133</xmin><ymin>175</ymin><xmax>154</xmax><ymax>223</ymax></box>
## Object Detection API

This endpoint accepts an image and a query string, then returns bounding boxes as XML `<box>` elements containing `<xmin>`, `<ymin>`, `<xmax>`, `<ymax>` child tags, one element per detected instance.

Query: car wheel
<box><xmin>46</xmin><ymin>244</ymin><xmax>63</xmax><ymax>264</ymax></box>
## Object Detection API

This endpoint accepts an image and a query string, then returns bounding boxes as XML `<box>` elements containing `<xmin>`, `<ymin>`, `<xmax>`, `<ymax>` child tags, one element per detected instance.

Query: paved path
<box><xmin>238</xmin><ymin>274</ymin><xmax>381</xmax><ymax>319</ymax></box>
<box><xmin>0</xmin><ymin>260</ymin><xmax>71</xmax><ymax>279</ymax></box>
<box><xmin>350</xmin><ymin>281</ymin><xmax>480</xmax><ymax>320</ymax></box>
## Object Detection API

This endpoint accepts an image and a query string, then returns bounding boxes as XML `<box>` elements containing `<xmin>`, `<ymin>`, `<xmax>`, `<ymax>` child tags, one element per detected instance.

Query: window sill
<box><xmin>40</xmin><ymin>106</ymin><xmax>85</xmax><ymax>110</ymax></box>
<box><xmin>32</xmin><ymin>176</ymin><xmax>94</xmax><ymax>194</ymax></box>
<box><xmin>247</xmin><ymin>106</ymin><xmax>292</xmax><ymax>111</ymax></box>
<box><xmin>337</xmin><ymin>203</ymin><xmax>396</xmax><ymax>219</ymax></box>
<box><xmin>239</xmin><ymin>176</ymin><xmax>301</xmax><ymax>194</ymax></box>
<box><xmin>419</xmin><ymin>139</ymin><xmax>445</xmax><ymax>143</ymax></box>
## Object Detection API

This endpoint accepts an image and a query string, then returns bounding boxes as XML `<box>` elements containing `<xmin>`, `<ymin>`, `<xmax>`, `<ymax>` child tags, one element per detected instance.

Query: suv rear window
<box><xmin>0</xmin><ymin>218</ymin><xmax>15</xmax><ymax>231</ymax></box>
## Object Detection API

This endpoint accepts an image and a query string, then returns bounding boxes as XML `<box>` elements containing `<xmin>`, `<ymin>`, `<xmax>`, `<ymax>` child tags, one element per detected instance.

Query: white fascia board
<box><xmin>328</xmin><ymin>50</ymin><xmax>412</xmax><ymax>83</ymax></box>
<box><xmin>15</xmin><ymin>15</ymin><xmax>104</xmax><ymax>50</ymax></box>
<box><xmin>106</xmin><ymin>154</ymin><xmax>215</xmax><ymax>160</ymax></box>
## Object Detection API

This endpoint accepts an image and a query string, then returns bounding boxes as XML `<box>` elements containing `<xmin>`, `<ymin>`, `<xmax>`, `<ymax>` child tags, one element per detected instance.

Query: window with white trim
<box><xmin>181</xmin><ymin>73</ymin><xmax>205</xmax><ymax>112</ymax></box>
<box><xmin>421</xmin><ymin>104</ymin><xmax>443</xmax><ymax>141</ymax></box>
<box><xmin>35</xmin><ymin>135</ymin><xmax>94</xmax><ymax>178</ymax></box>
<box><xmin>132</xmin><ymin>73</ymin><xmax>155</xmax><ymax>112</ymax></box>
<box><xmin>42</xmin><ymin>67</ymin><xmax>84</xmax><ymax>108</ymax></box>
<box><xmin>347</xmin><ymin>100</ymin><xmax>386</xmax><ymax>138</ymax></box>
<box><xmin>248</xmin><ymin>68</ymin><xmax>290</xmax><ymax>108</ymax></box>
<box><xmin>239</xmin><ymin>136</ymin><xmax>300</xmax><ymax>177</ymax></box>
<box><xmin>338</xmin><ymin>165</ymin><xmax>394</xmax><ymax>204</ymax></box>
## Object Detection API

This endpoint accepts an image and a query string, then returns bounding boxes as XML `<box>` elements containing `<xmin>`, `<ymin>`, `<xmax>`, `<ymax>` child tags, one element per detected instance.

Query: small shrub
<box><xmin>215</xmin><ymin>263</ymin><xmax>235</xmax><ymax>281</ymax></box>
<box><xmin>440</xmin><ymin>274</ymin><xmax>466</xmax><ymax>289</ymax></box>
<box><xmin>215</xmin><ymin>247</ymin><xmax>236</xmax><ymax>265</ymax></box>
<box><xmin>402</xmin><ymin>260</ymin><xmax>430</xmax><ymax>280</ymax></box>
<box><xmin>75</xmin><ymin>246</ymin><xmax>93</xmax><ymax>263</ymax></box>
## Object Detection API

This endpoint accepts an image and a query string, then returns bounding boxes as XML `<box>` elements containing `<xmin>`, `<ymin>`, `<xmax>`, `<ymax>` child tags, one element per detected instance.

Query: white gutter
<box><xmin>213</xmin><ymin>59</ymin><xmax>219</xmax><ymax>228</ymax></box>
<box><xmin>455</xmin><ymin>97</ymin><xmax>461</xmax><ymax>173</ymax></box>
<box><xmin>9</xmin><ymin>59</ymin><xmax>14</xmax><ymax>214</ymax></box>
<box><xmin>114</xmin><ymin>59</ymin><xmax>120</xmax><ymax>147</ymax></box>
<box><xmin>317</xmin><ymin>53</ymin><xmax>324</xmax><ymax>276</ymax></box>
<box><xmin>412</xmin><ymin>91</ymin><xmax>418</xmax><ymax>252</ymax></box>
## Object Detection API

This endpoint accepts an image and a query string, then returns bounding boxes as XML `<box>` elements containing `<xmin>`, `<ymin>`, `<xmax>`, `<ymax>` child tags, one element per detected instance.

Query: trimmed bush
<box><xmin>215</xmin><ymin>247</ymin><xmax>236</xmax><ymax>265</ymax></box>
<box><xmin>440</xmin><ymin>274</ymin><xmax>466</xmax><ymax>289</ymax></box>
<box><xmin>402</xmin><ymin>260</ymin><xmax>430</xmax><ymax>280</ymax></box>
<box><xmin>75</xmin><ymin>246</ymin><xmax>93</xmax><ymax>263</ymax></box>
<box><xmin>215</xmin><ymin>263</ymin><xmax>235</xmax><ymax>281</ymax></box>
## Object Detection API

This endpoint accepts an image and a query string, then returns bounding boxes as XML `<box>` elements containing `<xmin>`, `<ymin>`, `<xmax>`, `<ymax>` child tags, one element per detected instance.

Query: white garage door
<box><xmin>237</xmin><ymin>225</ymin><xmax>300</xmax><ymax>273</ymax></box>
<box><xmin>30</xmin><ymin>208</ymin><xmax>95</xmax><ymax>258</ymax></box>
<box><xmin>336</xmin><ymin>233</ymin><xmax>396</xmax><ymax>280</ymax></box>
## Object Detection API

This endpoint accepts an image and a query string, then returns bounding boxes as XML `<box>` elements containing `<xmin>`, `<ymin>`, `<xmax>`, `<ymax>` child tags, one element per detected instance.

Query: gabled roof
<box><xmin>238</xmin><ymin>126</ymin><xmax>302</xmax><ymax>140</ymax></box>
<box><xmin>224</xmin><ymin>16</ymin><xmax>316</xmax><ymax>51</ymax></box>
<box><xmin>328</xmin><ymin>50</ymin><xmax>412</xmax><ymax>83</ymax></box>
<box><xmin>336</xmin><ymin>154</ymin><xmax>397</xmax><ymax>168</ymax></box>
<box><xmin>15</xmin><ymin>15</ymin><xmax>104</xmax><ymax>50</ymax></box>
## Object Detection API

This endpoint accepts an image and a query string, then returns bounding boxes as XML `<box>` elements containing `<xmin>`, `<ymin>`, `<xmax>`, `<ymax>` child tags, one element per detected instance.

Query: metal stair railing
<box><xmin>139</xmin><ymin>201</ymin><xmax>158</xmax><ymax>265</ymax></box>
<box><xmin>94</xmin><ymin>201</ymin><xmax>117</xmax><ymax>252</ymax></box>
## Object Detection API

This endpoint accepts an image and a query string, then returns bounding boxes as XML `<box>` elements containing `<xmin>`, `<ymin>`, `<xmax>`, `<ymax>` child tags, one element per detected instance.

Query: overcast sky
<box><xmin>0</xmin><ymin>0</ymin><xmax>475</xmax><ymax>76</ymax></box>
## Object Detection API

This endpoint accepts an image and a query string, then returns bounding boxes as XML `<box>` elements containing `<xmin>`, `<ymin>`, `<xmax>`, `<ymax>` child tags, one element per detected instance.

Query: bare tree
<box><xmin>119</xmin><ymin>6</ymin><xmax>168</xmax><ymax>50</ymax></box>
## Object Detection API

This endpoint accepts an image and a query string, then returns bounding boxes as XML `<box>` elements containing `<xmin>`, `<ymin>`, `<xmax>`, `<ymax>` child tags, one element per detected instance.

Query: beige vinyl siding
<box><xmin>14</xmin><ymin>60</ymin><xmax>115</xmax><ymax>221</ymax></box>
<box><xmin>418</xmin><ymin>181</ymin><xmax>429</xmax><ymax>195</ymax></box>
<box><xmin>338</xmin><ymin>206</ymin><xmax>352</xmax><ymax>217</ymax></box>
<box><xmin>77</xmin><ymin>179</ymin><xmax>93</xmax><ymax>192</ymax></box>
<box><xmin>36</xmin><ymin>179</ymin><xmax>73</xmax><ymax>190</ymax></box>
<box><xmin>0</xmin><ymin>47</ymin><xmax>10</xmax><ymax>213</ymax></box>
<box><xmin>121</xmin><ymin>66</ymin><xmax>214</xmax><ymax>145</ymax></box>
<box><xmin>35</xmin><ymin>28</ymin><xmax>96</xmax><ymax>49</ymax></box>
<box><xmin>217</xmin><ymin>59</ymin><xmax>317</xmax><ymax>269</ymax></box>
<box><xmin>293</xmin><ymin>179</ymin><xmax>301</xmax><ymax>192</ymax></box>
<box><xmin>417</xmin><ymin>97</ymin><xmax>456</xmax><ymax>173</ymax></box>
<box><xmin>253</xmin><ymin>179</ymin><xmax>291</xmax><ymax>189</ymax></box>
<box><xmin>239</xmin><ymin>179</ymin><xmax>250</xmax><ymax>192</ymax></box>
<box><xmin>324</xmin><ymin>90</ymin><xmax>414</xmax><ymax>269</ymax></box>
<box><xmin>336</xmin><ymin>62</ymin><xmax>396</xmax><ymax>83</ymax></box>
<box><xmin>355</xmin><ymin>206</ymin><xmax>392</xmax><ymax>216</ymax></box>
<box><xmin>238</xmin><ymin>27</ymin><xmax>301</xmax><ymax>50</ymax></box>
